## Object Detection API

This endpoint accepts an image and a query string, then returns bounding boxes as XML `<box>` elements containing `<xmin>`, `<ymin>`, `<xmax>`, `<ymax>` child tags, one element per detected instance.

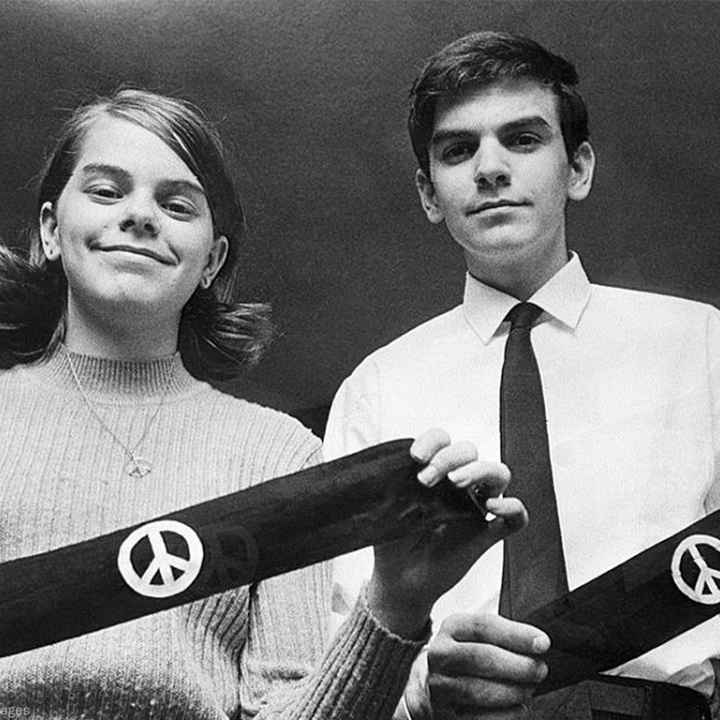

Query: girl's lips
<box><xmin>98</xmin><ymin>245</ymin><xmax>174</xmax><ymax>265</ymax></box>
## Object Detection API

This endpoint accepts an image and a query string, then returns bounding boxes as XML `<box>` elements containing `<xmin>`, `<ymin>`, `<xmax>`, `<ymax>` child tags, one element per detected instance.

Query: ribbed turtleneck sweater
<box><xmin>0</xmin><ymin>350</ymin><xmax>425</xmax><ymax>719</ymax></box>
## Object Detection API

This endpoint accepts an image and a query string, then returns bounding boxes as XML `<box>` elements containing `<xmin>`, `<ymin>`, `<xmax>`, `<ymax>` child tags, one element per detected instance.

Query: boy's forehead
<box><xmin>432</xmin><ymin>79</ymin><xmax>561</xmax><ymax>133</ymax></box>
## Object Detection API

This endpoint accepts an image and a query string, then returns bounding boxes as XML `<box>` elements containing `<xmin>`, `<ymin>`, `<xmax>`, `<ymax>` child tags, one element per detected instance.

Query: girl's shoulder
<box><xmin>195</xmin><ymin>384</ymin><xmax>322</xmax><ymax>480</ymax></box>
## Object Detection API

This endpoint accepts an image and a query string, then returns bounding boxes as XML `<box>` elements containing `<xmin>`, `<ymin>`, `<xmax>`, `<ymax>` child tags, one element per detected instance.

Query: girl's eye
<box><xmin>86</xmin><ymin>184</ymin><xmax>122</xmax><ymax>200</ymax></box>
<box><xmin>163</xmin><ymin>198</ymin><xmax>196</xmax><ymax>217</ymax></box>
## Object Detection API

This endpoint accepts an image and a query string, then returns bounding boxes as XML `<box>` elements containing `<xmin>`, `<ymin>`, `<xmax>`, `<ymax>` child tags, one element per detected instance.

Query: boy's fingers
<box><xmin>442</xmin><ymin>613</ymin><xmax>550</xmax><ymax>655</ymax></box>
<box><xmin>486</xmin><ymin>497</ymin><xmax>529</xmax><ymax>533</ymax></box>
<box><xmin>417</xmin><ymin>441</ymin><xmax>478</xmax><ymax>487</ymax></box>
<box><xmin>411</xmin><ymin>428</ymin><xmax>452</xmax><ymax>463</ymax></box>
<box><xmin>448</xmin><ymin>461</ymin><xmax>511</xmax><ymax>490</ymax></box>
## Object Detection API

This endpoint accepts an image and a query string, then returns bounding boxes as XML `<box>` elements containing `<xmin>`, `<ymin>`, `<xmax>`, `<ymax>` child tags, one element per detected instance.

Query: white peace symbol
<box><xmin>670</xmin><ymin>534</ymin><xmax>720</xmax><ymax>605</ymax></box>
<box><xmin>117</xmin><ymin>520</ymin><xmax>204</xmax><ymax>598</ymax></box>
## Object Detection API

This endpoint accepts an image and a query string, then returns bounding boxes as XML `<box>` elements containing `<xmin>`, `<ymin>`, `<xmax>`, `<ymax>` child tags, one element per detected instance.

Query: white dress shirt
<box><xmin>323</xmin><ymin>254</ymin><xmax>720</xmax><ymax>698</ymax></box>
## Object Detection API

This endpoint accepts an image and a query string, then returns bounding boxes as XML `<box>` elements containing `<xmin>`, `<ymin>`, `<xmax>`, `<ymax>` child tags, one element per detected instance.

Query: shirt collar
<box><xmin>462</xmin><ymin>252</ymin><xmax>591</xmax><ymax>344</ymax></box>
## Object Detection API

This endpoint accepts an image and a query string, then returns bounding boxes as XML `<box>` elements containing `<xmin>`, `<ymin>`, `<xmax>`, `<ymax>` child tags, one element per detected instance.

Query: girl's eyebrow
<box><xmin>79</xmin><ymin>163</ymin><xmax>132</xmax><ymax>182</ymax></box>
<box><xmin>159</xmin><ymin>179</ymin><xmax>207</xmax><ymax>198</ymax></box>
<box><xmin>79</xmin><ymin>163</ymin><xmax>206</xmax><ymax>197</ymax></box>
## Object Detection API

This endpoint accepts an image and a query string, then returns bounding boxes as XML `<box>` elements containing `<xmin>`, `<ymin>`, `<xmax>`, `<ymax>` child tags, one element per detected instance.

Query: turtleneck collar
<box><xmin>34</xmin><ymin>346</ymin><xmax>199</xmax><ymax>401</ymax></box>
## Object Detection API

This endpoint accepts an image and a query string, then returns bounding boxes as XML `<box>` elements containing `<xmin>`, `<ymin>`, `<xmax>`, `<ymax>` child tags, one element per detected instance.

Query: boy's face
<box><xmin>416</xmin><ymin>79</ymin><xmax>594</xmax><ymax>283</ymax></box>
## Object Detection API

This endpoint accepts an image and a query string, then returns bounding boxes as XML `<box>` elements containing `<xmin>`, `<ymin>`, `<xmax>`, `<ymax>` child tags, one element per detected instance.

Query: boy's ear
<box><xmin>39</xmin><ymin>202</ymin><xmax>61</xmax><ymax>260</ymax></box>
<box><xmin>567</xmin><ymin>141</ymin><xmax>595</xmax><ymax>202</ymax></box>
<box><xmin>415</xmin><ymin>169</ymin><xmax>444</xmax><ymax>224</ymax></box>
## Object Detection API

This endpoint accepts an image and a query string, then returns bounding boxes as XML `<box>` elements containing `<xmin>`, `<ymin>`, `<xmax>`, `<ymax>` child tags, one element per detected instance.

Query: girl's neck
<box><xmin>64</xmin><ymin>304</ymin><xmax>179</xmax><ymax>360</ymax></box>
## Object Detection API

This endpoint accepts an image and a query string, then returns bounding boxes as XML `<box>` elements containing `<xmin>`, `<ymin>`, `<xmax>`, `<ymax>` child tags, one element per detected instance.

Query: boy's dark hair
<box><xmin>408</xmin><ymin>31</ymin><xmax>589</xmax><ymax>176</ymax></box>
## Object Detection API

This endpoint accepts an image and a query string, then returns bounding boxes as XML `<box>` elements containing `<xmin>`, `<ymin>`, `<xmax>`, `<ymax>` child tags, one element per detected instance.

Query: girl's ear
<box><xmin>199</xmin><ymin>235</ymin><xmax>229</xmax><ymax>289</ymax></box>
<box><xmin>39</xmin><ymin>202</ymin><xmax>61</xmax><ymax>260</ymax></box>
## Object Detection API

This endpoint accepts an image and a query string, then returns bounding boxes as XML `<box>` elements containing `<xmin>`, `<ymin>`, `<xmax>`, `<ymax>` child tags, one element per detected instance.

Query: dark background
<box><xmin>2</xmin><ymin>0</ymin><xmax>718</xmax><ymax>434</ymax></box>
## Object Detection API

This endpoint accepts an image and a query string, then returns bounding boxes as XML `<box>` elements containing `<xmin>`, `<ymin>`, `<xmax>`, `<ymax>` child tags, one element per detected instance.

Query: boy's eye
<box><xmin>509</xmin><ymin>133</ymin><xmax>541</xmax><ymax>149</ymax></box>
<box><xmin>441</xmin><ymin>142</ymin><xmax>476</xmax><ymax>163</ymax></box>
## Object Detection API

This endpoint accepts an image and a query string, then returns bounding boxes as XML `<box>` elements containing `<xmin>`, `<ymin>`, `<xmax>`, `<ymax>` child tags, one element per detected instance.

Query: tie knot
<box><xmin>506</xmin><ymin>302</ymin><xmax>542</xmax><ymax>331</ymax></box>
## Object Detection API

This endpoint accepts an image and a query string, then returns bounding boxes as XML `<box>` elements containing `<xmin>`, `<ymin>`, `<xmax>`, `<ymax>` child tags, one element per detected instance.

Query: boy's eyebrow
<box><xmin>500</xmin><ymin>116</ymin><xmax>553</xmax><ymax>133</ymax></box>
<box><xmin>429</xmin><ymin>129</ymin><xmax>475</xmax><ymax>148</ymax></box>
<box><xmin>430</xmin><ymin>115</ymin><xmax>554</xmax><ymax>146</ymax></box>
<box><xmin>79</xmin><ymin>163</ymin><xmax>206</xmax><ymax>197</ymax></box>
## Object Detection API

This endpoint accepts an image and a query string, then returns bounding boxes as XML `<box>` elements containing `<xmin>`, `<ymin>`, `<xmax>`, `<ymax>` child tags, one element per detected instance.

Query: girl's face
<box><xmin>40</xmin><ymin>114</ymin><xmax>228</xmax><ymax>331</ymax></box>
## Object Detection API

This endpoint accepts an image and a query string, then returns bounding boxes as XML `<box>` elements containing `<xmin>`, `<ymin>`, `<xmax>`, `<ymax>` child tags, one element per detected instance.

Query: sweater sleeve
<box><xmin>240</xmin><ymin>446</ymin><xmax>428</xmax><ymax>720</ymax></box>
<box><xmin>250</xmin><ymin>586</ymin><xmax>428</xmax><ymax>720</ymax></box>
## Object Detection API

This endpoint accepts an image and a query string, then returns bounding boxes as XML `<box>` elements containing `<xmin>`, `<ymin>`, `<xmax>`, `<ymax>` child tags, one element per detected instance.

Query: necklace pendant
<box><xmin>125</xmin><ymin>457</ymin><xmax>152</xmax><ymax>479</ymax></box>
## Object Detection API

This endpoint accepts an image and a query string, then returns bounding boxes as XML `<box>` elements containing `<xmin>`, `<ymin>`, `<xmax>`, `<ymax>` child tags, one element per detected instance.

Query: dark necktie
<box><xmin>499</xmin><ymin>302</ymin><xmax>568</xmax><ymax>619</ymax></box>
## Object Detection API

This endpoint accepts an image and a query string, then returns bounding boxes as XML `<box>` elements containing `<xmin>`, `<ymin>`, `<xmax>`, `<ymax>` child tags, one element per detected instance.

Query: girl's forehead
<box><xmin>75</xmin><ymin>115</ymin><xmax>201</xmax><ymax>186</ymax></box>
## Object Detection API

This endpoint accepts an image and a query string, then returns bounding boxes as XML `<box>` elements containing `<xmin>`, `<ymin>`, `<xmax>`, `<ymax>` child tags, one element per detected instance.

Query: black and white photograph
<box><xmin>0</xmin><ymin>1</ymin><xmax>718</xmax><ymax>718</ymax></box>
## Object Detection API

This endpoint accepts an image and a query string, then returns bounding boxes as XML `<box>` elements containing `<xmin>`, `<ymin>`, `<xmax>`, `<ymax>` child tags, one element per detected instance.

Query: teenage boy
<box><xmin>324</xmin><ymin>31</ymin><xmax>719</xmax><ymax>719</ymax></box>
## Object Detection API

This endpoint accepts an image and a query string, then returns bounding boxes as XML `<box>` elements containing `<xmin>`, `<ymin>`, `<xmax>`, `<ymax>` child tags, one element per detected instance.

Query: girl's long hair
<box><xmin>0</xmin><ymin>89</ymin><xmax>272</xmax><ymax>381</ymax></box>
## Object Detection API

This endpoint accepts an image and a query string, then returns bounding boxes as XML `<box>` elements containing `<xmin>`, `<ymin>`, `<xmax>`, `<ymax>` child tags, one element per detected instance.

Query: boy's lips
<box><xmin>468</xmin><ymin>200</ymin><xmax>527</xmax><ymax>215</ymax></box>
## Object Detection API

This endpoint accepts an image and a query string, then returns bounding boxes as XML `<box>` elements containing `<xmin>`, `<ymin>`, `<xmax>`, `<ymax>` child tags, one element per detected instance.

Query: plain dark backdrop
<box><xmin>2</xmin><ymin>0</ymin><xmax>718</xmax><ymax>434</ymax></box>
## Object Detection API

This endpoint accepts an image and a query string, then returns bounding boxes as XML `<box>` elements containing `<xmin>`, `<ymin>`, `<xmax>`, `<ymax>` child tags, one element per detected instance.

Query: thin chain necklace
<box><xmin>63</xmin><ymin>345</ymin><xmax>175</xmax><ymax>479</ymax></box>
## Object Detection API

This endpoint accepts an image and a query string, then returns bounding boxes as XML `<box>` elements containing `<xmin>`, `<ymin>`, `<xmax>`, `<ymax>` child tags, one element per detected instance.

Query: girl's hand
<box><xmin>368</xmin><ymin>429</ymin><xmax>527</xmax><ymax>638</ymax></box>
